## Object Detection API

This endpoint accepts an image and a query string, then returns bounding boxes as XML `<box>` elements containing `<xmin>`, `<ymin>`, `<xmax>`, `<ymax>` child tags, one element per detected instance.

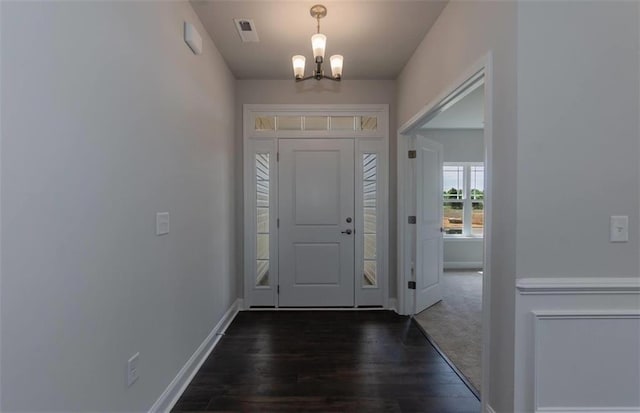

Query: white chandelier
<box><xmin>292</xmin><ymin>4</ymin><xmax>343</xmax><ymax>82</ymax></box>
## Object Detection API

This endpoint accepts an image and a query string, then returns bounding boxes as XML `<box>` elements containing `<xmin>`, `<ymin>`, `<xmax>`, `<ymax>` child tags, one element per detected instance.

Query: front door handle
<box><xmin>341</xmin><ymin>229</ymin><xmax>353</xmax><ymax>235</ymax></box>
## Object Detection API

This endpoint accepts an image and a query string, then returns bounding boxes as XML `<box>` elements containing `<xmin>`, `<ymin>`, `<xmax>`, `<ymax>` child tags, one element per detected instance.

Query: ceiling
<box><xmin>190</xmin><ymin>1</ymin><xmax>448</xmax><ymax>80</ymax></box>
<box><xmin>422</xmin><ymin>86</ymin><xmax>485</xmax><ymax>129</ymax></box>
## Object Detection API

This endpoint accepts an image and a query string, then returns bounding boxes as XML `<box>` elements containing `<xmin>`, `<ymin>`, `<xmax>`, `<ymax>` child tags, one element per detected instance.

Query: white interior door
<box><xmin>278</xmin><ymin>139</ymin><xmax>355</xmax><ymax>307</ymax></box>
<box><xmin>415</xmin><ymin>136</ymin><xmax>444</xmax><ymax>313</ymax></box>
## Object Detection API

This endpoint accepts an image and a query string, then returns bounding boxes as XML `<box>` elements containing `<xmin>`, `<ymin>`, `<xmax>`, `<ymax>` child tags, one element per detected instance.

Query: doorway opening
<box><xmin>413</xmin><ymin>84</ymin><xmax>485</xmax><ymax>396</ymax></box>
<box><xmin>397</xmin><ymin>56</ymin><xmax>493</xmax><ymax>407</ymax></box>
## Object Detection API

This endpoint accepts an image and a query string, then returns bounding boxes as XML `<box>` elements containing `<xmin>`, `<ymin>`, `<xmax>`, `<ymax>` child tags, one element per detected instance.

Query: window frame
<box><xmin>443</xmin><ymin>162</ymin><xmax>484</xmax><ymax>238</ymax></box>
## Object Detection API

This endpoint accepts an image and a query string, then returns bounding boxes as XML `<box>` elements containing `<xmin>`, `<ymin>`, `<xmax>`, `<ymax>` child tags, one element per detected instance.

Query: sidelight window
<box><xmin>256</xmin><ymin>153</ymin><xmax>270</xmax><ymax>286</ymax></box>
<box><xmin>363</xmin><ymin>153</ymin><xmax>378</xmax><ymax>287</ymax></box>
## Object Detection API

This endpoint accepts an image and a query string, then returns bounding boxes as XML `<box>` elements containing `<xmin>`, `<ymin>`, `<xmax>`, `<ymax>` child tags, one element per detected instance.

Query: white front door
<box><xmin>415</xmin><ymin>136</ymin><xmax>444</xmax><ymax>313</ymax></box>
<box><xmin>278</xmin><ymin>139</ymin><xmax>355</xmax><ymax>307</ymax></box>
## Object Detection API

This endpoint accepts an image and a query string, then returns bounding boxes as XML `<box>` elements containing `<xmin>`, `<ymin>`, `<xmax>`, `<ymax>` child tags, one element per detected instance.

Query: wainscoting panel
<box><xmin>514</xmin><ymin>278</ymin><xmax>640</xmax><ymax>413</ymax></box>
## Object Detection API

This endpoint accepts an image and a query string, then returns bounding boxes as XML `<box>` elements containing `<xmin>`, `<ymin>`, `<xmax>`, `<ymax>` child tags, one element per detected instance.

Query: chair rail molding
<box><xmin>516</xmin><ymin>277</ymin><xmax>640</xmax><ymax>295</ymax></box>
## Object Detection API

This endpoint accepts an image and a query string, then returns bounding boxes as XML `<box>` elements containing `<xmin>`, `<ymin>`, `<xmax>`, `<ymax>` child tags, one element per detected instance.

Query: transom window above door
<box><xmin>254</xmin><ymin>115</ymin><xmax>378</xmax><ymax>132</ymax></box>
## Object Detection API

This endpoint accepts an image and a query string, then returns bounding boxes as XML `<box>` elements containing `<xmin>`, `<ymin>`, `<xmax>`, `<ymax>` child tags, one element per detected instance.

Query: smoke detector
<box><xmin>234</xmin><ymin>19</ymin><xmax>259</xmax><ymax>42</ymax></box>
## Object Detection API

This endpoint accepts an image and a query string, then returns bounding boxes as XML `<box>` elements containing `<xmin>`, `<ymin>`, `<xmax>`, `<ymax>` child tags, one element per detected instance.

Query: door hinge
<box><xmin>277</xmin><ymin>152</ymin><xmax>279</xmax><ymax>162</ymax></box>
<box><xmin>408</xmin><ymin>216</ymin><xmax>416</xmax><ymax>224</ymax></box>
<box><xmin>440</xmin><ymin>227</ymin><xmax>444</xmax><ymax>233</ymax></box>
<box><xmin>277</xmin><ymin>285</ymin><xmax>280</xmax><ymax>294</ymax></box>
<box><xmin>408</xmin><ymin>150</ymin><xmax>417</xmax><ymax>159</ymax></box>
<box><xmin>408</xmin><ymin>281</ymin><xmax>416</xmax><ymax>290</ymax></box>
<box><xmin>277</xmin><ymin>218</ymin><xmax>280</xmax><ymax>228</ymax></box>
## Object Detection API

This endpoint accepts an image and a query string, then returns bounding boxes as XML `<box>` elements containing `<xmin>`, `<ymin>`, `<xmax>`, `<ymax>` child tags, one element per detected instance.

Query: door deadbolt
<box><xmin>346</xmin><ymin>217</ymin><xmax>352</xmax><ymax>223</ymax></box>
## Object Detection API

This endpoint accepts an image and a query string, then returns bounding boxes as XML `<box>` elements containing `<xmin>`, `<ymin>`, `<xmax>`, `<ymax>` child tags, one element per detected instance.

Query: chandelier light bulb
<box><xmin>311</xmin><ymin>33</ymin><xmax>327</xmax><ymax>60</ymax></box>
<box><xmin>292</xmin><ymin>55</ymin><xmax>306</xmax><ymax>79</ymax></box>
<box><xmin>330</xmin><ymin>55</ymin><xmax>343</xmax><ymax>79</ymax></box>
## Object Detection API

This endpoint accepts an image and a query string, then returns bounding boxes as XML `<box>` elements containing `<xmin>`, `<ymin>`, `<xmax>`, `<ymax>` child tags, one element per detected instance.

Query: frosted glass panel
<box><xmin>364</xmin><ymin>234</ymin><xmax>377</xmax><ymax>260</ymax></box>
<box><xmin>363</xmin><ymin>154</ymin><xmax>377</xmax><ymax>180</ymax></box>
<box><xmin>362</xmin><ymin>153</ymin><xmax>378</xmax><ymax>287</ymax></box>
<box><xmin>364</xmin><ymin>182</ymin><xmax>377</xmax><ymax>208</ymax></box>
<box><xmin>364</xmin><ymin>208</ymin><xmax>377</xmax><ymax>234</ymax></box>
<box><xmin>257</xmin><ymin>207</ymin><xmax>269</xmax><ymax>233</ymax></box>
<box><xmin>256</xmin><ymin>260</ymin><xmax>269</xmax><ymax>287</ymax></box>
<box><xmin>256</xmin><ymin>154</ymin><xmax>269</xmax><ymax>180</ymax></box>
<box><xmin>255</xmin><ymin>116</ymin><xmax>275</xmax><ymax>131</ymax></box>
<box><xmin>257</xmin><ymin>234</ymin><xmax>269</xmax><ymax>260</ymax></box>
<box><xmin>254</xmin><ymin>115</ymin><xmax>377</xmax><ymax>132</ymax></box>
<box><xmin>305</xmin><ymin>116</ymin><xmax>329</xmax><ymax>130</ymax></box>
<box><xmin>331</xmin><ymin>116</ymin><xmax>355</xmax><ymax>131</ymax></box>
<box><xmin>257</xmin><ymin>181</ymin><xmax>269</xmax><ymax>207</ymax></box>
<box><xmin>364</xmin><ymin>261</ymin><xmax>377</xmax><ymax>287</ymax></box>
<box><xmin>256</xmin><ymin>153</ymin><xmax>270</xmax><ymax>287</ymax></box>
<box><xmin>361</xmin><ymin>116</ymin><xmax>378</xmax><ymax>131</ymax></box>
<box><xmin>277</xmin><ymin>116</ymin><xmax>302</xmax><ymax>130</ymax></box>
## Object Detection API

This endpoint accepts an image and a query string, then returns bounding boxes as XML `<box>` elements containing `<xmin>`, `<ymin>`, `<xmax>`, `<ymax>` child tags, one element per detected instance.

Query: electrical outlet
<box><xmin>127</xmin><ymin>352</ymin><xmax>140</xmax><ymax>387</ymax></box>
<box><xmin>610</xmin><ymin>215</ymin><xmax>629</xmax><ymax>243</ymax></box>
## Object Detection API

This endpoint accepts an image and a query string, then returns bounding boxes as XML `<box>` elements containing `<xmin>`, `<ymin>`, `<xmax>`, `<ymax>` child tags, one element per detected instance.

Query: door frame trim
<box><xmin>396</xmin><ymin>52</ymin><xmax>493</xmax><ymax>406</ymax></box>
<box><xmin>243</xmin><ymin>104</ymin><xmax>390</xmax><ymax>309</ymax></box>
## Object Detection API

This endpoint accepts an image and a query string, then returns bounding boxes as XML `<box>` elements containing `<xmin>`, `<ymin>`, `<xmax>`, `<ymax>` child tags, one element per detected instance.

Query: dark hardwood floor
<box><xmin>172</xmin><ymin>311</ymin><xmax>480</xmax><ymax>413</ymax></box>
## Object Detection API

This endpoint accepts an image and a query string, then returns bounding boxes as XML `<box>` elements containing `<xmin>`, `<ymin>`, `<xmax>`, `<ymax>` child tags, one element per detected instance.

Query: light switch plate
<box><xmin>156</xmin><ymin>212</ymin><xmax>169</xmax><ymax>236</ymax></box>
<box><xmin>610</xmin><ymin>215</ymin><xmax>628</xmax><ymax>242</ymax></box>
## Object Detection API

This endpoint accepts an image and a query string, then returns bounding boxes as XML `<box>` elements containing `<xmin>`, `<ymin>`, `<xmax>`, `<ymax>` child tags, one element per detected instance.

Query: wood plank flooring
<box><xmin>172</xmin><ymin>311</ymin><xmax>480</xmax><ymax>413</ymax></box>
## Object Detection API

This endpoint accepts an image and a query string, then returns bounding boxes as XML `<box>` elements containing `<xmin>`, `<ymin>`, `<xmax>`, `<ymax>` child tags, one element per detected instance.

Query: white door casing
<box><xmin>415</xmin><ymin>136</ymin><xmax>444</xmax><ymax>313</ymax></box>
<box><xmin>396</xmin><ymin>59</ymin><xmax>492</xmax><ymax>410</ymax></box>
<box><xmin>243</xmin><ymin>104</ymin><xmax>389</xmax><ymax>309</ymax></box>
<box><xmin>278</xmin><ymin>139</ymin><xmax>355</xmax><ymax>307</ymax></box>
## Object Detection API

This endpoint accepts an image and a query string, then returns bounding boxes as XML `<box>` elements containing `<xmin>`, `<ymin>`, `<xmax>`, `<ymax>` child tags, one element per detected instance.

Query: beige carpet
<box><xmin>414</xmin><ymin>270</ymin><xmax>482</xmax><ymax>393</ymax></box>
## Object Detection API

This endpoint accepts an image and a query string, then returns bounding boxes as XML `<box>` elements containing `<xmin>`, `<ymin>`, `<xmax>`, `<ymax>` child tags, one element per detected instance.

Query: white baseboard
<box><xmin>388</xmin><ymin>298</ymin><xmax>398</xmax><ymax>313</ymax></box>
<box><xmin>148</xmin><ymin>299</ymin><xmax>241</xmax><ymax>413</ymax></box>
<box><xmin>444</xmin><ymin>261</ymin><xmax>483</xmax><ymax>270</ymax></box>
<box><xmin>537</xmin><ymin>408</ymin><xmax>640</xmax><ymax>412</ymax></box>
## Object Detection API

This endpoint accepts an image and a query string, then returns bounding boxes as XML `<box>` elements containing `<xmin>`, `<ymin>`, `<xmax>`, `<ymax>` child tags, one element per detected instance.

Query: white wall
<box><xmin>235</xmin><ymin>80</ymin><xmax>398</xmax><ymax>299</ymax></box>
<box><xmin>513</xmin><ymin>2</ymin><xmax>640</xmax><ymax>410</ymax></box>
<box><xmin>0</xmin><ymin>1</ymin><xmax>236</xmax><ymax>411</ymax></box>
<box><xmin>398</xmin><ymin>2</ymin><xmax>518</xmax><ymax>410</ymax></box>
<box><xmin>400</xmin><ymin>0</ymin><xmax>640</xmax><ymax>410</ymax></box>
<box><xmin>427</xmin><ymin>129</ymin><xmax>484</xmax><ymax>269</ymax></box>
<box><xmin>426</xmin><ymin>128</ymin><xmax>484</xmax><ymax>163</ymax></box>
<box><xmin>516</xmin><ymin>1</ymin><xmax>640</xmax><ymax>279</ymax></box>
<box><xmin>442</xmin><ymin>240</ymin><xmax>483</xmax><ymax>270</ymax></box>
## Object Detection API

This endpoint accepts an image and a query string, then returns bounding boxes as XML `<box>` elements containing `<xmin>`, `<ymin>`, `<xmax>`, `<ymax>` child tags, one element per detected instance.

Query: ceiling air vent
<box><xmin>234</xmin><ymin>19</ymin><xmax>259</xmax><ymax>43</ymax></box>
